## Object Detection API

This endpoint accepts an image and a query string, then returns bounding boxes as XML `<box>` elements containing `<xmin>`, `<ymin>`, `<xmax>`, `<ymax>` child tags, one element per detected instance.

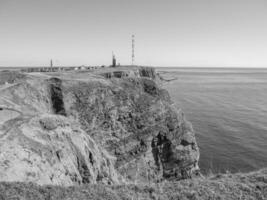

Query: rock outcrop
<box><xmin>99</xmin><ymin>66</ymin><xmax>157</xmax><ymax>80</ymax></box>
<box><xmin>0</xmin><ymin>67</ymin><xmax>199</xmax><ymax>186</ymax></box>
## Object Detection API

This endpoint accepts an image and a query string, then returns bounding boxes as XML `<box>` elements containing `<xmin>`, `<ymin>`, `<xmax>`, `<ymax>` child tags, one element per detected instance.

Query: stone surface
<box><xmin>0</xmin><ymin>67</ymin><xmax>199</xmax><ymax>186</ymax></box>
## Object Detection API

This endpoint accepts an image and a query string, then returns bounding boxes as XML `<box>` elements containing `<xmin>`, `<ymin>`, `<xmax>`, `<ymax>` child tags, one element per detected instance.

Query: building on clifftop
<box><xmin>111</xmin><ymin>52</ymin><xmax>116</xmax><ymax>67</ymax></box>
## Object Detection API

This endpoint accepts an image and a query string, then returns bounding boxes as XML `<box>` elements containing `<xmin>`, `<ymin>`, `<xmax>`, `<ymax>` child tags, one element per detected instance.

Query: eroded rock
<box><xmin>0</xmin><ymin>114</ymin><xmax>120</xmax><ymax>186</ymax></box>
<box><xmin>0</xmin><ymin>67</ymin><xmax>199</xmax><ymax>186</ymax></box>
<box><xmin>67</xmin><ymin>75</ymin><xmax>199</xmax><ymax>183</ymax></box>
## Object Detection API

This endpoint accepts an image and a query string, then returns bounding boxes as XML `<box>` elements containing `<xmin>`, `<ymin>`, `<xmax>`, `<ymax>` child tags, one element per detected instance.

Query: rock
<box><xmin>66</xmin><ymin>68</ymin><xmax>199</xmax><ymax>183</ymax></box>
<box><xmin>139</xmin><ymin>67</ymin><xmax>156</xmax><ymax>79</ymax></box>
<box><xmin>99</xmin><ymin>67</ymin><xmax>157</xmax><ymax>80</ymax></box>
<box><xmin>0</xmin><ymin>66</ymin><xmax>199</xmax><ymax>186</ymax></box>
<box><xmin>0</xmin><ymin>114</ymin><xmax>120</xmax><ymax>186</ymax></box>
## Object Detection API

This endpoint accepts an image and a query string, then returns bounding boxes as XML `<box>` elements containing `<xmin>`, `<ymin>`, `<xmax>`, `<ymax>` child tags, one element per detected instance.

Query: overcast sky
<box><xmin>0</xmin><ymin>0</ymin><xmax>267</xmax><ymax>67</ymax></box>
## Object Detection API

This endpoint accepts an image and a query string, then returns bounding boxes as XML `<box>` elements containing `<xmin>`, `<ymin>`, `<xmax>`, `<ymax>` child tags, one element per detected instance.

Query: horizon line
<box><xmin>1</xmin><ymin>65</ymin><xmax>267</xmax><ymax>69</ymax></box>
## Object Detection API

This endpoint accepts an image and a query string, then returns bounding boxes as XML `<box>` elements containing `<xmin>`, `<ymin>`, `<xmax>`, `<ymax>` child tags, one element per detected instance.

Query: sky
<box><xmin>0</xmin><ymin>0</ymin><xmax>267</xmax><ymax>67</ymax></box>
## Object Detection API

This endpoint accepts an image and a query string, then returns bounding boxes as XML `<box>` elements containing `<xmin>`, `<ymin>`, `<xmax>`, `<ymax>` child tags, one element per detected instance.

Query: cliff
<box><xmin>1</xmin><ymin>67</ymin><xmax>266</xmax><ymax>200</ymax></box>
<box><xmin>0</xmin><ymin>67</ymin><xmax>199</xmax><ymax>186</ymax></box>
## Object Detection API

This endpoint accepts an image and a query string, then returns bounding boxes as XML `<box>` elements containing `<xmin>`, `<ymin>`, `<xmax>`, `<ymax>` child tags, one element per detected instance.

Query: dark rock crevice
<box><xmin>49</xmin><ymin>78</ymin><xmax>66</xmax><ymax>116</ymax></box>
<box><xmin>142</xmin><ymin>79</ymin><xmax>159</xmax><ymax>96</ymax></box>
<box><xmin>180</xmin><ymin>139</ymin><xmax>192</xmax><ymax>147</ymax></box>
<box><xmin>76</xmin><ymin>154</ymin><xmax>91</xmax><ymax>184</ymax></box>
<box><xmin>65</xmin><ymin>136</ymin><xmax>92</xmax><ymax>184</ymax></box>
<box><xmin>151</xmin><ymin>133</ymin><xmax>173</xmax><ymax>172</ymax></box>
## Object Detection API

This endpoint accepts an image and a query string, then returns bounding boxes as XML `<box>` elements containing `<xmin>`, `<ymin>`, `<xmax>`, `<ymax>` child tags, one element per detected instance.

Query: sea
<box><xmin>158</xmin><ymin>67</ymin><xmax>267</xmax><ymax>174</ymax></box>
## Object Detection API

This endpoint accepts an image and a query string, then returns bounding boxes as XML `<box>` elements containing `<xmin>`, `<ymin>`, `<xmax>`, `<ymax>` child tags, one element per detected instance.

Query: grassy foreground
<box><xmin>0</xmin><ymin>168</ymin><xmax>266</xmax><ymax>200</ymax></box>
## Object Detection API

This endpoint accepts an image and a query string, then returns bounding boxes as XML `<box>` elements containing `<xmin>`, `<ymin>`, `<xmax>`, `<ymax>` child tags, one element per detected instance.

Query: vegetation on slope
<box><xmin>0</xmin><ymin>168</ymin><xmax>266</xmax><ymax>200</ymax></box>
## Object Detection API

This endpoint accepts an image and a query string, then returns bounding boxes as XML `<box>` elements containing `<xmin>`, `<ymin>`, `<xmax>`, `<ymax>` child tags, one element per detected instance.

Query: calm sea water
<box><xmin>158</xmin><ymin>67</ymin><xmax>267</xmax><ymax>174</ymax></box>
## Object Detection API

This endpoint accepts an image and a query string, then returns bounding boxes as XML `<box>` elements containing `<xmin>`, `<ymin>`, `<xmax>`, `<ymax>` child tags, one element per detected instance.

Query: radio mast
<box><xmin>132</xmin><ymin>34</ymin><xmax>135</xmax><ymax>66</ymax></box>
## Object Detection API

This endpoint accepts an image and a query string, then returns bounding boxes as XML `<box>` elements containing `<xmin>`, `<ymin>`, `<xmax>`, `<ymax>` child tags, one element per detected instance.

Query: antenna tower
<box><xmin>132</xmin><ymin>34</ymin><xmax>135</xmax><ymax>66</ymax></box>
<box><xmin>50</xmin><ymin>59</ymin><xmax>53</xmax><ymax>72</ymax></box>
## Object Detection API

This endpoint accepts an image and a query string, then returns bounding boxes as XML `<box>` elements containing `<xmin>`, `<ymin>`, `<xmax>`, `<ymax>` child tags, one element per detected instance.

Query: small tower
<box><xmin>112</xmin><ymin>52</ymin><xmax>116</xmax><ymax>67</ymax></box>
<box><xmin>50</xmin><ymin>59</ymin><xmax>53</xmax><ymax>72</ymax></box>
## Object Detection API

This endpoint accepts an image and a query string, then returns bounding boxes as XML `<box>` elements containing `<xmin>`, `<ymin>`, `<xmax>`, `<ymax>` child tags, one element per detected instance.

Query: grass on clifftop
<box><xmin>0</xmin><ymin>168</ymin><xmax>266</xmax><ymax>200</ymax></box>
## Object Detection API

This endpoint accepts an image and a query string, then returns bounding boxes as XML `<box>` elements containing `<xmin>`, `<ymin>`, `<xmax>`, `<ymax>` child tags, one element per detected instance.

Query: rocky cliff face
<box><xmin>0</xmin><ymin>67</ymin><xmax>199</xmax><ymax>186</ymax></box>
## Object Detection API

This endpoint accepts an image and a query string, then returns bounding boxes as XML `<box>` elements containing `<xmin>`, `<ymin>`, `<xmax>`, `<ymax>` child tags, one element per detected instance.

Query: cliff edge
<box><xmin>0</xmin><ymin>67</ymin><xmax>199</xmax><ymax>186</ymax></box>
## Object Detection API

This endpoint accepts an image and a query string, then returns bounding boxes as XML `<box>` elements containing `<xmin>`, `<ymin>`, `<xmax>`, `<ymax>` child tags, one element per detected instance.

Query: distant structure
<box><xmin>112</xmin><ymin>52</ymin><xmax>116</xmax><ymax>67</ymax></box>
<box><xmin>50</xmin><ymin>59</ymin><xmax>53</xmax><ymax>72</ymax></box>
<box><xmin>132</xmin><ymin>34</ymin><xmax>135</xmax><ymax>66</ymax></box>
